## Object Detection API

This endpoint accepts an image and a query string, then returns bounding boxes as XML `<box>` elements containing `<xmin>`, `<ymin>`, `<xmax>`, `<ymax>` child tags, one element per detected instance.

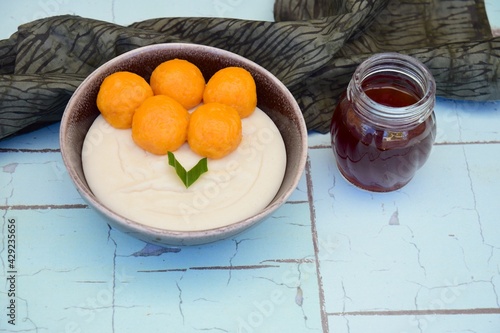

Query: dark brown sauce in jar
<box><xmin>330</xmin><ymin>53</ymin><xmax>437</xmax><ymax>192</ymax></box>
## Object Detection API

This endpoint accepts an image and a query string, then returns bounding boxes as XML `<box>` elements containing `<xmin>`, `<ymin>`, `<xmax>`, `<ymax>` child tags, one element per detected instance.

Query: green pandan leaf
<box><xmin>167</xmin><ymin>152</ymin><xmax>208</xmax><ymax>188</ymax></box>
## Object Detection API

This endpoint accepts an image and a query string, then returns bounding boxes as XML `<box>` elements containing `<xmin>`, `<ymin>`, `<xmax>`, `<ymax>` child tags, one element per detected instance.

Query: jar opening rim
<box><xmin>349</xmin><ymin>53</ymin><xmax>436</xmax><ymax>128</ymax></box>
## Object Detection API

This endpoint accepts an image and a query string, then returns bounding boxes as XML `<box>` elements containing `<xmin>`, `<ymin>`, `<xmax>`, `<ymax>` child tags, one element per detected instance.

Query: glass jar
<box><xmin>330</xmin><ymin>53</ymin><xmax>437</xmax><ymax>192</ymax></box>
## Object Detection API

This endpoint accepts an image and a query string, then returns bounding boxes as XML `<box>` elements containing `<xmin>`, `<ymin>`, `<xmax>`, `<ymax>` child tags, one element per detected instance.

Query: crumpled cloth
<box><xmin>0</xmin><ymin>0</ymin><xmax>498</xmax><ymax>139</ymax></box>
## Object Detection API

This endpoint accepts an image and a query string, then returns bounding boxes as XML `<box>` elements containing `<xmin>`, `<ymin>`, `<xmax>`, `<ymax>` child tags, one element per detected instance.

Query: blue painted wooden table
<box><xmin>1</xmin><ymin>1</ymin><xmax>500</xmax><ymax>332</ymax></box>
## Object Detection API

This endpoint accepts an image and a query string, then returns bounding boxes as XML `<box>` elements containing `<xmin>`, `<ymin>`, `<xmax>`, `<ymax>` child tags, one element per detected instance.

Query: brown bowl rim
<box><xmin>60</xmin><ymin>43</ymin><xmax>308</xmax><ymax>246</ymax></box>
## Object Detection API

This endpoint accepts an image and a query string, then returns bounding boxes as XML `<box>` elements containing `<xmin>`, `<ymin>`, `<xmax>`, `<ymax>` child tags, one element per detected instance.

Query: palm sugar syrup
<box><xmin>330</xmin><ymin>53</ymin><xmax>437</xmax><ymax>192</ymax></box>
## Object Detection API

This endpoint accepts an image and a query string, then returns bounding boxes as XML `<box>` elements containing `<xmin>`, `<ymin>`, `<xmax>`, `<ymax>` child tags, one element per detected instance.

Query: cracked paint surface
<box><xmin>0</xmin><ymin>101</ymin><xmax>499</xmax><ymax>333</ymax></box>
<box><xmin>1</xmin><ymin>80</ymin><xmax>500</xmax><ymax>333</ymax></box>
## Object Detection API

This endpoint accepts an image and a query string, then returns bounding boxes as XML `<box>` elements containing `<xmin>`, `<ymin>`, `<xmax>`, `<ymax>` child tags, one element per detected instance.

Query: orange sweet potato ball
<box><xmin>150</xmin><ymin>59</ymin><xmax>206</xmax><ymax>110</ymax></box>
<box><xmin>187</xmin><ymin>102</ymin><xmax>242</xmax><ymax>159</ymax></box>
<box><xmin>203</xmin><ymin>66</ymin><xmax>257</xmax><ymax>118</ymax></box>
<box><xmin>96</xmin><ymin>71</ymin><xmax>153</xmax><ymax>129</ymax></box>
<box><xmin>132</xmin><ymin>95</ymin><xmax>190</xmax><ymax>155</ymax></box>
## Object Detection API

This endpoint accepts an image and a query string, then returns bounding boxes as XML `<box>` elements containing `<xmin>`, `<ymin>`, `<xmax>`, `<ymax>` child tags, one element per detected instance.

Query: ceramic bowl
<box><xmin>60</xmin><ymin>43</ymin><xmax>307</xmax><ymax>246</ymax></box>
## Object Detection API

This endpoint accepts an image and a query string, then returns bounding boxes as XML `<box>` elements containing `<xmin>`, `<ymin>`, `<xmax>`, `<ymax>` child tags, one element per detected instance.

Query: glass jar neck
<box><xmin>347</xmin><ymin>53</ymin><xmax>436</xmax><ymax>129</ymax></box>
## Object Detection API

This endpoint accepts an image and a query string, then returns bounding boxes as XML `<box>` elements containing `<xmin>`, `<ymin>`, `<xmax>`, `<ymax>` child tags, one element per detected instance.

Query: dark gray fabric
<box><xmin>0</xmin><ymin>0</ymin><xmax>498</xmax><ymax>139</ymax></box>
